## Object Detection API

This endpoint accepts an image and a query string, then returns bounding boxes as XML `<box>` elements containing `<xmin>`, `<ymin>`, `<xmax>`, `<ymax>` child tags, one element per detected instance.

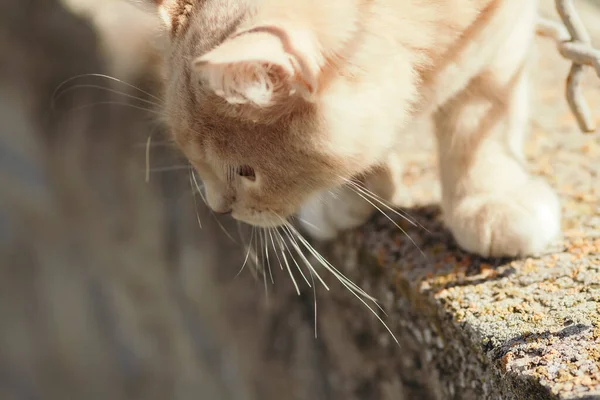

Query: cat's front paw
<box><xmin>444</xmin><ymin>178</ymin><xmax>561</xmax><ymax>258</ymax></box>
<box><xmin>297</xmin><ymin>189</ymin><xmax>374</xmax><ymax>241</ymax></box>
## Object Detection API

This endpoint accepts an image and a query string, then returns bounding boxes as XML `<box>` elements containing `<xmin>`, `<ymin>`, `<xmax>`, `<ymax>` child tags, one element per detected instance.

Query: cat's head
<box><xmin>150</xmin><ymin>0</ymin><xmax>396</xmax><ymax>227</ymax></box>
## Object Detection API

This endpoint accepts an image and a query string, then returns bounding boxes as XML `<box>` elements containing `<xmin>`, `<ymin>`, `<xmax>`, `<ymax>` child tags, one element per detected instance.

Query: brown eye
<box><xmin>237</xmin><ymin>165</ymin><xmax>256</xmax><ymax>181</ymax></box>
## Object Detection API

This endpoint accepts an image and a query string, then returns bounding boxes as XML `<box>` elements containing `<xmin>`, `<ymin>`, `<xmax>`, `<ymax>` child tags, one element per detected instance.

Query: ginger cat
<box><xmin>148</xmin><ymin>0</ymin><xmax>561</xmax><ymax>258</ymax></box>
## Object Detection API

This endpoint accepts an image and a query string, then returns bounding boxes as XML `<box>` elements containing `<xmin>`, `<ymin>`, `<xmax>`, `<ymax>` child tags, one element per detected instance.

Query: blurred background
<box><xmin>0</xmin><ymin>1</ymin><xmax>598</xmax><ymax>400</ymax></box>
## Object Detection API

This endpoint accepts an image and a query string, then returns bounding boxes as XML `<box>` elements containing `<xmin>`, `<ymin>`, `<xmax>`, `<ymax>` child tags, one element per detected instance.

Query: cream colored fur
<box><xmin>151</xmin><ymin>0</ymin><xmax>561</xmax><ymax>258</ymax></box>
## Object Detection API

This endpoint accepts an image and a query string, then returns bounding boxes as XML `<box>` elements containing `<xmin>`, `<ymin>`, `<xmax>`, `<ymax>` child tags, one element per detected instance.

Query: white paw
<box><xmin>444</xmin><ymin>178</ymin><xmax>561</xmax><ymax>258</ymax></box>
<box><xmin>297</xmin><ymin>189</ymin><xmax>374</xmax><ymax>241</ymax></box>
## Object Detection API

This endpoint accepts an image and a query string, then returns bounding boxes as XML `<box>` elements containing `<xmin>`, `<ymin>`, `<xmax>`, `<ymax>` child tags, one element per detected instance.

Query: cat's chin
<box><xmin>231</xmin><ymin>212</ymin><xmax>289</xmax><ymax>229</ymax></box>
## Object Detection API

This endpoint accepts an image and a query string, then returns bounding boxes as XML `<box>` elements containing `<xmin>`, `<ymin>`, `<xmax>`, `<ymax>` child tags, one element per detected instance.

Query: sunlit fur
<box><xmin>151</xmin><ymin>0</ymin><xmax>560</xmax><ymax>259</ymax></box>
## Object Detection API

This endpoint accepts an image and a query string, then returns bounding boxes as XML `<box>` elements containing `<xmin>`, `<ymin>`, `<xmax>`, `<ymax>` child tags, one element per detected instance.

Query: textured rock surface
<box><xmin>319</xmin><ymin>1</ymin><xmax>600</xmax><ymax>399</ymax></box>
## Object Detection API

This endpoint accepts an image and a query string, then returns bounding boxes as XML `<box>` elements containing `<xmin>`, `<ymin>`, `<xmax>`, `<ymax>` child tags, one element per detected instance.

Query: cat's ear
<box><xmin>150</xmin><ymin>0</ymin><xmax>192</xmax><ymax>34</ymax></box>
<box><xmin>192</xmin><ymin>28</ymin><xmax>320</xmax><ymax>107</ymax></box>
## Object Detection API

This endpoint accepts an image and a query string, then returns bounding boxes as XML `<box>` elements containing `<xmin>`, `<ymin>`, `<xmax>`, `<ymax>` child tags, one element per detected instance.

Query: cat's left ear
<box><xmin>192</xmin><ymin>27</ymin><xmax>320</xmax><ymax>107</ymax></box>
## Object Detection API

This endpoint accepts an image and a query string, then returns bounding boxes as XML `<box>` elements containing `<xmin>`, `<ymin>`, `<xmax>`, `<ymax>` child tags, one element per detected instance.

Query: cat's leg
<box><xmin>297</xmin><ymin>153</ymin><xmax>403</xmax><ymax>240</ymax></box>
<box><xmin>434</xmin><ymin>51</ymin><xmax>560</xmax><ymax>258</ymax></box>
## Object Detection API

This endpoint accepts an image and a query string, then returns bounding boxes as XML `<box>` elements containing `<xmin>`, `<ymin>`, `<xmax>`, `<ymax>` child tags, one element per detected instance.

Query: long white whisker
<box><xmin>343</xmin><ymin>281</ymin><xmax>398</xmax><ymax>344</ymax></box>
<box><xmin>189</xmin><ymin>171</ymin><xmax>207</xmax><ymax>205</ymax></box>
<box><xmin>291</xmin><ymin>222</ymin><xmax>399</xmax><ymax>344</ymax></box>
<box><xmin>286</xmin><ymin>223</ymin><xmax>398</xmax><ymax>343</ymax></box>
<box><xmin>270</xmin><ymin>228</ymin><xmax>300</xmax><ymax>295</ymax></box>
<box><xmin>284</xmin><ymin>222</ymin><xmax>391</xmax><ymax>341</ymax></box>
<box><xmin>275</xmin><ymin>228</ymin><xmax>311</xmax><ymax>288</ymax></box>
<box><xmin>262</xmin><ymin>229</ymin><xmax>274</xmax><ymax>285</ymax></box>
<box><xmin>237</xmin><ymin>222</ymin><xmax>260</xmax><ymax>273</ymax></box>
<box><xmin>279</xmin><ymin>224</ymin><xmax>321</xmax><ymax>338</ymax></box>
<box><xmin>288</xmin><ymin>224</ymin><xmax>374</xmax><ymax>300</ymax></box>
<box><xmin>268</xmin><ymin>228</ymin><xmax>284</xmax><ymax>271</ymax></box>
<box><xmin>284</xmin><ymin>222</ymin><xmax>386</xmax><ymax>315</ymax></box>
<box><xmin>235</xmin><ymin>226</ymin><xmax>255</xmax><ymax>279</ymax></box>
<box><xmin>341</xmin><ymin>178</ymin><xmax>420</xmax><ymax>231</ymax></box>
<box><xmin>258</xmin><ymin>228</ymin><xmax>264</xmax><ymax>272</ymax></box>
<box><xmin>277</xmin><ymin>221</ymin><xmax>322</xmax><ymax>338</ymax></box>
<box><xmin>263</xmin><ymin>254</ymin><xmax>269</xmax><ymax>304</ymax></box>
<box><xmin>310</xmin><ymin>268</ymin><xmax>318</xmax><ymax>338</ymax></box>
<box><xmin>344</xmin><ymin>182</ymin><xmax>428</xmax><ymax>260</ymax></box>
<box><xmin>343</xmin><ymin>178</ymin><xmax>426</xmax><ymax>231</ymax></box>
<box><xmin>258</xmin><ymin>229</ymin><xmax>269</xmax><ymax>303</ymax></box>
<box><xmin>188</xmin><ymin>172</ymin><xmax>203</xmax><ymax>229</ymax></box>
<box><xmin>53</xmin><ymin>73</ymin><xmax>163</xmax><ymax>104</ymax></box>
<box><xmin>52</xmin><ymin>84</ymin><xmax>161</xmax><ymax>111</ymax></box>
<box><xmin>248</xmin><ymin>226</ymin><xmax>260</xmax><ymax>280</ymax></box>
<box><xmin>280</xmin><ymin>224</ymin><xmax>329</xmax><ymax>291</ymax></box>
<box><xmin>214</xmin><ymin>217</ymin><xmax>238</xmax><ymax>244</ymax></box>
<box><xmin>252</xmin><ymin>227</ymin><xmax>261</xmax><ymax>272</ymax></box>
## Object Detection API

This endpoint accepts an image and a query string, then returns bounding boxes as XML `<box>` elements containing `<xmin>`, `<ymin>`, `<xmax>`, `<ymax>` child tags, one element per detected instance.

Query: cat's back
<box><xmin>362</xmin><ymin>0</ymin><xmax>515</xmax><ymax>62</ymax></box>
<box><xmin>355</xmin><ymin>0</ymin><xmax>537</xmax><ymax>109</ymax></box>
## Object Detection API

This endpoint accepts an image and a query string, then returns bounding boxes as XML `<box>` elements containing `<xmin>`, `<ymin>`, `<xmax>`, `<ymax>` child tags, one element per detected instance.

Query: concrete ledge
<box><xmin>324</xmin><ymin>205</ymin><xmax>598</xmax><ymax>399</ymax></box>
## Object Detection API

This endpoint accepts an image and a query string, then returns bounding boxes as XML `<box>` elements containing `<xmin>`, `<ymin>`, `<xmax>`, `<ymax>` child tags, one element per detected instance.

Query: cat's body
<box><xmin>152</xmin><ymin>0</ymin><xmax>560</xmax><ymax>258</ymax></box>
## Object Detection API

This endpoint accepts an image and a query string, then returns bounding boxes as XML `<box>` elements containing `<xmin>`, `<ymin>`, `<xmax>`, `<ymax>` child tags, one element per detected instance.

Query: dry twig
<box><xmin>538</xmin><ymin>0</ymin><xmax>600</xmax><ymax>133</ymax></box>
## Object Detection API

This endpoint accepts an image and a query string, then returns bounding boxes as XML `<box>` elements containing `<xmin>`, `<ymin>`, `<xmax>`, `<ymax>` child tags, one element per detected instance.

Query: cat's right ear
<box><xmin>148</xmin><ymin>0</ymin><xmax>192</xmax><ymax>35</ymax></box>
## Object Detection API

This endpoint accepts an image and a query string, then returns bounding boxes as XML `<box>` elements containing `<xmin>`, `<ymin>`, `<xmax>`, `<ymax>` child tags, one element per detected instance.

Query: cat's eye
<box><xmin>237</xmin><ymin>165</ymin><xmax>256</xmax><ymax>181</ymax></box>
